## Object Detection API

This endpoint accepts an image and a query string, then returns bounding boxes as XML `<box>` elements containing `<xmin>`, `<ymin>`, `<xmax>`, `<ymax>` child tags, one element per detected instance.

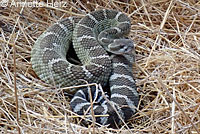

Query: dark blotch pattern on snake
<box><xmin>31</xmin><ymin>9</ymin><xmax>139</xmax><ymax>128</ymax></box>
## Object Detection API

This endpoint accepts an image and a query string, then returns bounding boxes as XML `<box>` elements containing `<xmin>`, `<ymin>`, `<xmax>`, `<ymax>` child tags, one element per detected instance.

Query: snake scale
<box><xmin>31</xmin><ymin>9</ymin><xmax>139</xmax><ymax>128</ymax></box>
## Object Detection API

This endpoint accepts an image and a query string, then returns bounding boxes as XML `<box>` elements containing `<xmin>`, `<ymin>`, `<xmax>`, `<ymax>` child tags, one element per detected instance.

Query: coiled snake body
<box><xmin>31</xmin><ymin>9</ymin><xmax>139</xmax><ymax>128</ymax></box>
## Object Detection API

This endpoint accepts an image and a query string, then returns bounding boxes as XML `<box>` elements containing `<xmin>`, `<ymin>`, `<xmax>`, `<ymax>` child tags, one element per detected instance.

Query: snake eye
<box><xmin>119</xmin><ymin>43</ymin><xmax>125</xmax><ymax>48</ymax></box>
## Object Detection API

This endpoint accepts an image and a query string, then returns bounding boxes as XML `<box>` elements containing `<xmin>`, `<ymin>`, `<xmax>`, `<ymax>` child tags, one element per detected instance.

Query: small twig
<box><xmin>88</xmin><ymin>84</ymin><xmax>96</xmax><ymax>134</ymax></box>
<box><xmin>11</xmin><ymin>4</ymin><xmax>26</xmax><ymax>134</ymax></box>
<box><xmin>13</xmin><ymin>42</ymin><xmax>20</xmax><ymax>134</ymax></box>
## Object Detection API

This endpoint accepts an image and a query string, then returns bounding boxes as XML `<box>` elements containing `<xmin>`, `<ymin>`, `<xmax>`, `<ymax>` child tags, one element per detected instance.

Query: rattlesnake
<box><xmin>31</xmin><ymin>9</ymin><xmax>139</xmax><ymax>128</ymax></box>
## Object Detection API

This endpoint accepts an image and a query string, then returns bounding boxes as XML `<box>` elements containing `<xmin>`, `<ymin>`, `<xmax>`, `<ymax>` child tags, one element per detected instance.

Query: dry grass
<box><xmin>0</xmin><ymin>0</ymin><xmax>200</xmax><ymax>133</ymax></box>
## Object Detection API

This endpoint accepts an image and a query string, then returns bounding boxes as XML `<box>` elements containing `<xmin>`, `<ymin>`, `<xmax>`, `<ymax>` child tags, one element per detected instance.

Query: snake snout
<box><xmin>108</xmin><ymin>39</ymin><xmax>134</xmax><ymax>55</ymax></box>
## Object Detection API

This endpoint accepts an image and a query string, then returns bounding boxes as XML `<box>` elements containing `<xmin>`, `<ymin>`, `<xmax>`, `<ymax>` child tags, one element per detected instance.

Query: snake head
<box><xmin>108</xmin><ymin>39</ymin><xmax>135</xmax><ymax>55</ymax></box>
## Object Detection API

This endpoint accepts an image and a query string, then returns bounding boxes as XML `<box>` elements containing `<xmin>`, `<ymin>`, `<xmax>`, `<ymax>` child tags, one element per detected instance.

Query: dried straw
<box><xmin>0</xmin><ymin>0</ymin><xmax>200</xmax><ymax>133</ymax></box>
